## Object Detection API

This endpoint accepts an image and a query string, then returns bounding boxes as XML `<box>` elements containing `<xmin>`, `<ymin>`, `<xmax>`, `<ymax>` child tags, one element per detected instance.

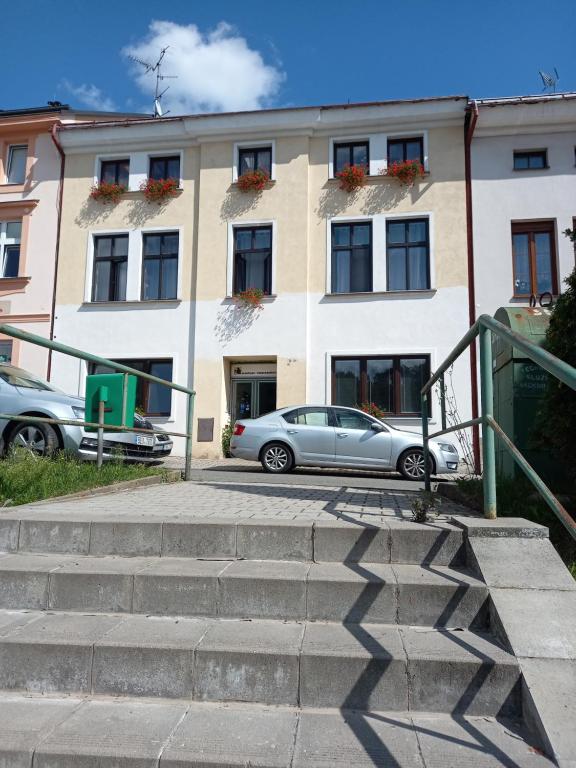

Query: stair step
<box><xmin>0</xmin><ymin>610</ymin><xmax>519</xmax><ymax>715</ymax></box>
<box><xmin>0</xmin><ymin>553</ymin><xmax>488</xmax><ymax>626</ymax></box>
<box><xmin>0</xmin><ymin>514</ymin><xmax>465</xmax><ymax>564</ymax></box>
<box><xmin>0</xmin><ymin>694</ymin><xmax>552</xmax><ymax>767</ymax></box>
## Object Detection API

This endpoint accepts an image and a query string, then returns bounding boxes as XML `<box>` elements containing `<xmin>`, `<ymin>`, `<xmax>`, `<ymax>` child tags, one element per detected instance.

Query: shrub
<box><xmin>221</xmin><ymin>422</ymin><xmax>233</xmax><ymax>458</ymax></box>
<box><xmin>335</xmin><ymin>163</ymin><xmax>366</xmax><ymax>192</ymax></box>
<box><xmin>140</xmin><ymin>177</ymin><xmax>179</xmax><ymax>203</ymax></box>
<box><xmin>237</xmin><ymin>169</ymin><xmax>270</xmax><ymax>192</ymax></box>
<box><xmin>89</xmin><ymin>181</ymin><xmax>127</xmax><ymax>204</ymax></box>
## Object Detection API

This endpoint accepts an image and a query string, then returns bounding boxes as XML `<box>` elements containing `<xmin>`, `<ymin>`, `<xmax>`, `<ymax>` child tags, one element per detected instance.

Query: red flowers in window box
<box><xmin>89</xmin><ymin>182</ymin><xmax>127</xmax><ymax>204</ymax></box>
<box><xmin>234</xmin><ymin>287</ymin><xmax>265</xmax><ymax>309</ymax></box>
<box><xmin>336</xmin><ymin>163</ymin><xmax>367</xmax><ymax>192</ymax></box>
<box><xmin>140</xmin><ymin>177</ymin><xmax>179</xmax><ymax>203</ymax></box>
<box><xmin>237</xmin><ymin>169</ymin><xmax>270</xmax><ymax>193</ymax></box>
<box><xmin>385</xmin><ymin>160</ymin><xmax>425</xmax><ymax>185</ymax></box>
<box><xmin>358</xmin><ymin>401</ymin><xmax>386</xmax><ymax>420</ymax></box>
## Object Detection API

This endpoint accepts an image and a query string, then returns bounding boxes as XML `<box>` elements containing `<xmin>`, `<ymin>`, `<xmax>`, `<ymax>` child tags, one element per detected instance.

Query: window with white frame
<box><xmin>100</xmin><ymin>158</ymin><xmax>129</xmax><ymax>186</ymax></box>
<box><xmin>331</xmin><ymin>221</ymin><xmax>372</xmax><ymax>293</ymax></box>
<box><xmin>92</xmin><ymin>234</ymin><xmax>128</xmax><ymax>302</ymax></box>
<box><xmin>233</xmin><ymin>225</ymin><xmax>272</xmax><ymax>295</ymax></box>
<box><xmin>142</xmin><ymin>232</ymin><xmax>179</xmax><ymax>300</ymax></box>
<box><xmin>386</xmin><ymin>218</ymin><xmax>430</xmax><ymax>291</ymax></box>
<box><xmin>0</xmin><ymin>221</ymin><xmax>21</xmax><ymax>278</ymax></box>
<box><xmin>6</xmin><ymin>145</ymin><xmax>27</xmax><ymax>185</ymax></box>
<box><xmin>238</xmin><ymin>146</ymin><xmax>272</xmax><ymax>177</ymax></box>
<box><xmin>333</xmin><ymin>141</ymin><xmax>369</xmax><ymax>175</ymax></box>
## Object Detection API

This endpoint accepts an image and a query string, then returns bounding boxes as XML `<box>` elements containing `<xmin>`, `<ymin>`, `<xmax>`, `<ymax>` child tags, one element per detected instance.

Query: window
<box><xmin>511</xmin><ymin>222</ymin><xmax>557</xmax><ymax>297</ymax></box>
<box><xmin>331</xmin><ymin>222</ymin><xmax>372</xmax><ymax>293</ymax></box>
<box><xmin>91</xmin><ymin>359</ymin><xmax>173</xmax><ymax>417</ymax></box>
<box><xmin>92</xmin><ymin>234</ymin><xmax>128</xmax><ymax>302</ymax></box>
<box><xmin>100</xmin><ymin>159</ymin><xmax>129</xmax><ymax>186</ymax></box>
<box><xmin>0</xmin><ymin>221</ymin><xmax>21</xmax><ymax>278</ymax></box>
<box><xmin>513</xmin><ymin>150</ymin><xmax>547</xmax><ymax>170</ymax></box>
<box><xmin>149</xmin><ymin>156</ymin><xmax>180</xmax><ymax>181</ymax></box>
<box><xmin>233</xmin><ymin>226</ymin><xmax>272</xmax><ymax>295</ymax></box>
<box><xmin>238</xmin><ymin>146</ymin><xmax>272</xmax><ymax>177</ymax></box>
<box><xmin>334</xmin><ymin>141</ymin><xmax>369</xmax><ymax>175</ymax></box>
<box><xmin>142</xmin><ymin>232</ymin><xmax>178</xmax><ymax>300</ymax></box>
<box><xmin>6</xmin><ymin>145</ymin><xmax>27</xmax><ymax>184</ymax></box>
<box><xmin>387</xmin><ymin>137</ymin><xmax>424</xmax><ymax>165</ymax></box>
<box><xmin>283</xmin><ymin>407</ymin><xmax>331</xmax><ymax>426</ymax></box>
<box><xmin>386</xmin><ymin>218</ymin><xmax>430</xmax><ymax>291</ymax></box>
<box><xmin>333</xmin><ymin>408</ymin><xmax>375</xmax><ymax>430</ymax></box>
<box><xmin>332</xmin><ymin>355</ymin><xmax>430</xmax><ymax>416</ymax></box>
<box><xmin>0</xmin><ymin>341</ymin><xmax>12</xmax><ymax>363</ymax></box>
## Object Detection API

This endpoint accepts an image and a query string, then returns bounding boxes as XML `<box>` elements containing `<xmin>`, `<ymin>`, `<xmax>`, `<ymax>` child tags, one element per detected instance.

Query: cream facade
<box><xmin>54</xmin><ymin>98</ymin><xmax>473</xmax><ymax>457</ymax></box>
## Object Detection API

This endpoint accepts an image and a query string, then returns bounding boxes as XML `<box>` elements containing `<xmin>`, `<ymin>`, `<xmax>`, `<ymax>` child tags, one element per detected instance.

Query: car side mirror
<box><xmin>370</xmin><ymin>423</ymin><xmax>385</xmax><ymax>432</ymax></box>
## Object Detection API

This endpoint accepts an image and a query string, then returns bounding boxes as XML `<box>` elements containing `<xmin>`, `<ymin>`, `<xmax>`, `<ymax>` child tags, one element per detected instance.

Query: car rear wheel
<box><xmin>8</xmin><ymin>422</ymin><xmax>59</xmax><ymax>457</ymax></box>
<box><xmin>398</xmin><ymin>448</ymin><xmax>433</xmax><ymax>481</ymax></box>
<box><xmin>260</xmin><ymin>442</ymin><xmax>294</xmax><ymax>474</ymax></box>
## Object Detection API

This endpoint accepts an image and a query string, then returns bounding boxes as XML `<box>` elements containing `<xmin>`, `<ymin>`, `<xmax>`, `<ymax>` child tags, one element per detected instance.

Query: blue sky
<box><xmin>5</xmin><ymin>0</ymin><xmax>575</xmax><ymax>115</ymax></box>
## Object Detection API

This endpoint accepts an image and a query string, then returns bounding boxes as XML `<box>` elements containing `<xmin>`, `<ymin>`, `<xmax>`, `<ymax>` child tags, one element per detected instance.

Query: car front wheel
<box><xmin>260</xmin><ymin>442</ymin><xmax>294</xmax><ymax>474</ymax></box>
<box><xmin>398</xmin><ymin>448</ymin><xmax>433</xmax><ymax>481</ymax></box>
<box><xmin>8</xmin><ymin>422</ymin><xmax>59</xmax><ymax>457</ymax></box>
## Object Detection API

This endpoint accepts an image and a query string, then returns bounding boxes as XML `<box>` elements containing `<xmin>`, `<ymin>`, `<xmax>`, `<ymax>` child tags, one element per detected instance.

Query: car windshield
<box><xmin>0</xmin><ymin>365</ymin><xmax>59</xmax><ymax>392</ymax></box>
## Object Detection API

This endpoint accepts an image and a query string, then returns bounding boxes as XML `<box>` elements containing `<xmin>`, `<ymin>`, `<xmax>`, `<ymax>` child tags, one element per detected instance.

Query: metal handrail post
<box><xmin>184</xmin><ymin>392</ymin><xmax>194</xmax><ymax>481</ymax></box>
<box><xmin>440</xmin><ymin>374</ymin><xmax>447</xmax><ymax>432</ymax></box>
<box><xmin>421</xmin><ymin>393</ymin><xmax>431</xmax><ymax>492</ymax></box>
<box><xmin>97</xmin><ymin>397</ymin><xmax>105</xmax><ymax>469</ymax></box>
<box><xmin>479</xmin><ymin>325</ymin><xmax>497</xmax><ymax>518</ymax></box>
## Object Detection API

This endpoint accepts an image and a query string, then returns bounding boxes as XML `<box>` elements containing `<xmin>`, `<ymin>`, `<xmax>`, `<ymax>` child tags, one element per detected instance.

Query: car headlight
<box><xmin>71</xmin><ymin>406</ymin><xmax>85</xmax><ymax>420</ymax></box>
<box><xmin>438</xmin><ymin>442</ymin><xmax>457</xmax><ymax>453</ymax></box>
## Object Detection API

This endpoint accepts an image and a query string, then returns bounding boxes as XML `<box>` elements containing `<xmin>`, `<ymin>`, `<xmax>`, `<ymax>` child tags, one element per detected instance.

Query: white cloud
<box><xmin>122</xmin><ymin>20</ymin><xmax>285</xmax><ymax>114</ymax></box>
<box><xmin>62</xmin><ymin>81</ymin><xmax>117</xmax><ymax>112</ymax></box>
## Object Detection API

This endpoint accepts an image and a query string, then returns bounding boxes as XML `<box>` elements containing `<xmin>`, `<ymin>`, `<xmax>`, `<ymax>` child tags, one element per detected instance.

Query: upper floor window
<box><xmin>149</xmin><ymin>155</ymin><xmax>180</xmax><ymax>181</ymax></box>
<box><xmin>331</xmin><ymin>222</ymin><xmax>372</xmax><ymax>294</ymax></box>
<box><xmin>332</xmin><ymin>355</ymin><xmax>431</xmax><ymax>416</ymax></box>
<box><xmin>387</xmin><ymin>137</ymin><xmax>424</xmax><ymax>165</ymax></box>
<box><xmin>513</xmin><ymin>150</ymin><xmax>547</xmax><ymax>171</ymax></box>
<box><xmin>6</xmin><ymin>145</ymin><xmax>27</xmax><ymax>185</ymax></box>
<box><xmin>100</xmin><ymin>159</ymin><xmax>129</xmax><ymax>187</ymax></box>
<box><xmin>238</xmin><ymin>146</ymin><xmax>272</xmax><ymax>177</ymax></box>
<box><xmin>512</xmin><ymin>221</ymin><xmax>557</xmax><ymax>298</ymax></box>
<box><xmin>92</xmin><ymin>234</ymin><xmax>128</xmax><ymax>302</ymax></box>
<box><xmin>142</xmin><ymin>232</ymin><xmax>178</xmax><ymax>300</ymax></box>
<box><xmin>0</xmin><ymin>221</ymin><xmax>21</xmax><ymax>278</ymax></box>
<box><xmin>387</xmin><ymin>218</ymin><xmax>430</xmax><ymax>291</ymax></box>
<box><xmin>233</xmin><ymin>226</ymin><xmax>272</xmax><ymax>296</ymax></box>
<box><xmin>334</xmin><ymin>141</ymin><xmax>369</xmax><ymax>175</ymax></box>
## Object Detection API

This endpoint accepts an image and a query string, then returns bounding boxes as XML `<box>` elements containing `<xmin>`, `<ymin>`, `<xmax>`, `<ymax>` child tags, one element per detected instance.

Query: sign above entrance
<box><xmin>231</xmin><ymin>362</ymin><xmax>277</xmax><ymax>379</ymax></box>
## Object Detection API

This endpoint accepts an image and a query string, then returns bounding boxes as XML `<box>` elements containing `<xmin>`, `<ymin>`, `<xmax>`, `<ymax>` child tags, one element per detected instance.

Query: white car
<box><xmin>230</xmin><ymin>405</ymin><xmax>458</xmax><ymax>480</ymax></box>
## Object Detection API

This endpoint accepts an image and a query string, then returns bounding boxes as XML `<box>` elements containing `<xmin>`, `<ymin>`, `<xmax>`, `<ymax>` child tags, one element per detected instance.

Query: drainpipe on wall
<box><xmin>464</xmin><ymin>100</ymin><xmax>481</xmax><ymax>475</ymax></box>
<box><xmin>47</xmin><ymin>121</ymin><xmax>65</xmax><ymax>381</ymax></box>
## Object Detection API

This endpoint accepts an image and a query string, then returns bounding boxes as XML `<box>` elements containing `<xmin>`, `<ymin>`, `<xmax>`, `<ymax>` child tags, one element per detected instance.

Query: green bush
<box><xmin>0</xmin><ymin>450</ymin><xmax>165</xmax><ymax>507</ymax></box>
<box><xmin>221</xmin><ymin>422</ymin><xmax>233</xmax><ymax>458</ymax></box>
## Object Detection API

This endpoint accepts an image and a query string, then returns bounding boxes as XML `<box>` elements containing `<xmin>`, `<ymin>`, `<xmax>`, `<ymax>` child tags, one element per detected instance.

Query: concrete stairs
<box><xmin>0</xmin><ymin>511</ymin><xmax>554</xmax><ymax>766</ymax></box>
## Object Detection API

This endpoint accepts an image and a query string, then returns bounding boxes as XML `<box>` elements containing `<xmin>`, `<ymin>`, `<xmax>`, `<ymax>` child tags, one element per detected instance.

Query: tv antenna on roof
<box><xmin>129</xmin><ymin>46</ymin><xmax>177</xmax><ymax>117</ymax></box>
<box><xmin>539</xmin><ymin>68</ymin><xmax>559</xmax><ymax>94</ymax></box>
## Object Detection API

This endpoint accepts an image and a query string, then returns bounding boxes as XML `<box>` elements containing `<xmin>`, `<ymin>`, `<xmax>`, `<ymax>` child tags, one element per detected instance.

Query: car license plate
<box><xmin>136</xmin><ymin>435</ymin><xmax>154</xmax><ymax>447</ymax></box>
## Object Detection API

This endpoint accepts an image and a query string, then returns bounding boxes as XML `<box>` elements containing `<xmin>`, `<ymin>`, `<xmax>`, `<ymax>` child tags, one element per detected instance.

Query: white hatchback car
<box><xmin>230</xmin><ymin>405</ymin><xmax>459</xmax><ymax>480</ymax></box>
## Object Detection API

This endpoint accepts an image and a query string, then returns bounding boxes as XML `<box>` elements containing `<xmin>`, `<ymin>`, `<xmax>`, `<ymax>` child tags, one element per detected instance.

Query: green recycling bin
<box><xmin>85</xmin><ymin>373</ymin><xmax>137</xmax><ymax>432</ymax></box>
<box><xmin>491</xmin><ymin>306</ymin><xmax>566</xmax><ymax>488</ymax></box>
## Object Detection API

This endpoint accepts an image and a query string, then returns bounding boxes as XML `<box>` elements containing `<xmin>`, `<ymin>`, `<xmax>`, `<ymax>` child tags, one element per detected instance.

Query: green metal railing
<box><xmin>421</xmin><ymin>314</ymin><xmax>576</xmax><ymax>539</ymax></box>
<box><xmin>0</xmin><ymin>324</ymin><xmax>195</xmax><ymax>480</ymax></box>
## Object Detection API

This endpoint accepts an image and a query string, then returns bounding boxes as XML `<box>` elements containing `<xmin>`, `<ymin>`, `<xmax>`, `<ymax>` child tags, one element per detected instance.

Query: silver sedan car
<box><xmin>0</xmin><ymin>364</ymin><xmax>173</xmax><ymax>462</ymax></box>
<box><xmin>230</xmin><ymin>405</ymin><xmax>459</xmax><ymax>480</ymax></box>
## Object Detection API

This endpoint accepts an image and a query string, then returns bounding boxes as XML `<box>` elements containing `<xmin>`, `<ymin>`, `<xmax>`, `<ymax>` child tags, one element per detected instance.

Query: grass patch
<box><xmin>0</xmin><ymin>450</ymin><xmax>169</xmax><ymax>507</ymax></box>
<box><xmin>456</xmin><ymin>474</ymin><xmax>576</xmax><ymax>576</ymax></box>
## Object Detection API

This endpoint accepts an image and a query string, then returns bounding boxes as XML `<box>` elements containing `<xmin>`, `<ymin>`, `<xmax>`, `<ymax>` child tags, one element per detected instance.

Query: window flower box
<box><xmin>234</xmin><ymin>287</ymin><xmax>265</xmax><ymax>309</ymax></box>
<box><xmin>140</xmin><ymin>177</ymin><xmax>179</xmax><ymax>204</ymax></box>
<box><xmin>335</xmin><ymin>163</ymin><xmax>366</xmax><ymax>192</ymax></box>
<box><xmin>237</xmin><ymin>169</ymin><xmax>270</xmax><ymax>193</ymax></box>
<box><xmin>89</xmin><ymin>182</ymin><xmax>127</xmax><ymax>204</ymax></box>
<box><xmin>385</xmin><ymin>160</ymin><xmax>425</xmax><ymax>186</ymax></box>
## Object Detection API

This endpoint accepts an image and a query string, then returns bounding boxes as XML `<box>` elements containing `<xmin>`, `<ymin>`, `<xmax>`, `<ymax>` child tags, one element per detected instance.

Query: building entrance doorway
<box><xmin>231</xmin><ymin>362</ymin><xmax>277</xmax><ymax>420</ymax></box>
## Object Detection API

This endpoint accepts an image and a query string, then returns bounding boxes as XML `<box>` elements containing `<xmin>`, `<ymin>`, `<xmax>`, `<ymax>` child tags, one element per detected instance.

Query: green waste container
<box><xmin>492</xmin><ymin>306</ymin><xmax>565</xmax><ymax>487</ymax></box>
<box><xmin>85</xmin><ymin>373</ymin><xmax>137</xmax><ymax>432</ymax></box>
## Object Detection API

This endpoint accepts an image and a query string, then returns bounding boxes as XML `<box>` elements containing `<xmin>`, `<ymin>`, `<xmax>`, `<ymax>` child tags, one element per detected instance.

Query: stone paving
<box><xmin>8</xmin><ymin>478</ymin><xmax>473</xmax><ymax>523</ymax></box>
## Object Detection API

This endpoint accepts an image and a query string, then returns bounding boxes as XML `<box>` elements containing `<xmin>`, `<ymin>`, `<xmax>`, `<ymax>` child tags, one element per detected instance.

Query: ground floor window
<box><xmin>90</xmin><ymin>358</ymin><xmax>173</xmax><ymax>417</ymax></box>
<box><xmin>332</xmin><ymin>355</ymin><xmax>430</xmax><ymax>416</ymax></box>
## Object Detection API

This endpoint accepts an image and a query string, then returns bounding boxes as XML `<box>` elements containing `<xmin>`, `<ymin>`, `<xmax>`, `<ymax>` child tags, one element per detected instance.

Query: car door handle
<box><xmin>337</xmin><ymin>433</ymin><xmax>349</xmax><ymax>438</ymax></box>
<box><xmin>287</xmin><ymin>430</ymin><xmax>299</xmax><ymax>434</ymax></box>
